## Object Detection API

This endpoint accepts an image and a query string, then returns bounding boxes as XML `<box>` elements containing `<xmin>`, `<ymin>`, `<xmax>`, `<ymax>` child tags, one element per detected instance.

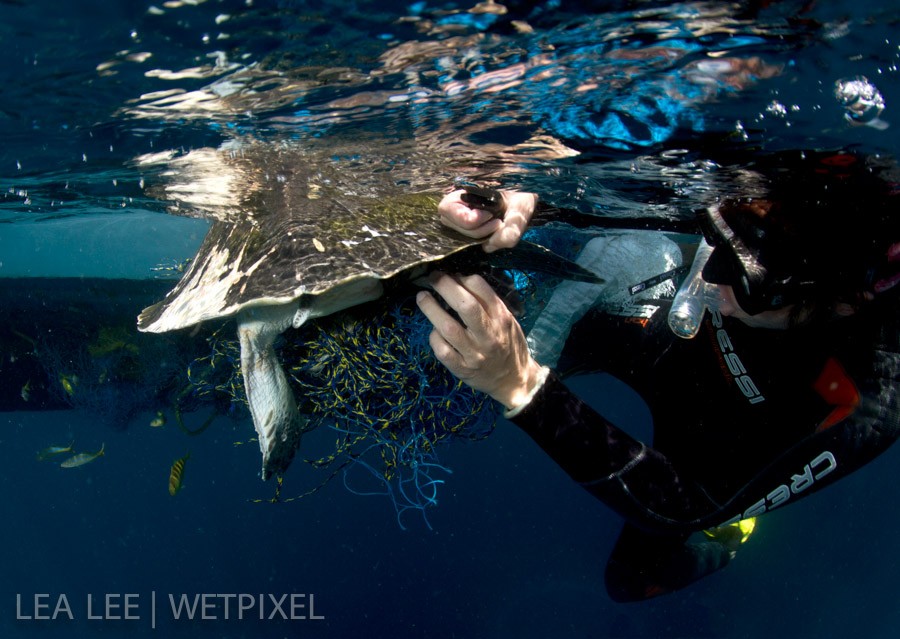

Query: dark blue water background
<box><xmin>1</xmin><ymin>1</ymin><xmax>899</xmax><ymax>637</ymax></box>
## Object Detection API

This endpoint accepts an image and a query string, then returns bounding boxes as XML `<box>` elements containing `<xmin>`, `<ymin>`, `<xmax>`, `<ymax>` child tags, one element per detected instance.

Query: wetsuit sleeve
<box><xmin>509</xmin><ymin>371</ymin><xmax>724</xmax><ymax>532</ymax></box>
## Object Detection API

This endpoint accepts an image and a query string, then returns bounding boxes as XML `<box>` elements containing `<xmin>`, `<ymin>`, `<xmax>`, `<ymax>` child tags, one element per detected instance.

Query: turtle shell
<box><xmin>137</xmin><ymin>142</ymin><xmax>480</xmax><ymax>333</ymax></box>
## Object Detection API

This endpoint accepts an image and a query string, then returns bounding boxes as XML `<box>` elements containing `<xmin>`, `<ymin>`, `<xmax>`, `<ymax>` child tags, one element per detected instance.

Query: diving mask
<box><xmin>698</xmin><ymin>204</ymin><xmax>816</xmax><ymax>316</ymax></box>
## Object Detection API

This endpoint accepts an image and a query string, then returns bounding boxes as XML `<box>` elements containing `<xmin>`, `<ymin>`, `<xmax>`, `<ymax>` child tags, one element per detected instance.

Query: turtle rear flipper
<box><xmin>238</xmin><ymin>303</ymin><xmax>309</xmax><ymax>480</ymax></box>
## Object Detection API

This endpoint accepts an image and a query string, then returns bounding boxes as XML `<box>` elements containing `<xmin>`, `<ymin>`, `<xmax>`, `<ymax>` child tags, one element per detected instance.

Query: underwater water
<box><xmin>2</xmin><ymin>0</ymin><xmax>900</xmax><ymax>637</ymax></box>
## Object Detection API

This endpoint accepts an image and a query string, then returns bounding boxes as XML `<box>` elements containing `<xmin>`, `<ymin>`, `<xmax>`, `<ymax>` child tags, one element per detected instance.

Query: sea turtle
<box><xmin>137</xmin><ymin>140</ymin><xmax>599</xmax><ymax>480</ymax></box>
<box><xmin>136</xmin><ymin>141</ymin><xmax>497</xmax><ymax>479</ymax></box>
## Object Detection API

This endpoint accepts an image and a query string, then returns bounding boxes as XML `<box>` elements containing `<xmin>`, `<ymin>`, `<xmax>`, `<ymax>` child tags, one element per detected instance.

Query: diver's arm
<box><xmin>509</xmin><ymin>371</ymin><xmax>726</xmax><ymax>531</ymax></box>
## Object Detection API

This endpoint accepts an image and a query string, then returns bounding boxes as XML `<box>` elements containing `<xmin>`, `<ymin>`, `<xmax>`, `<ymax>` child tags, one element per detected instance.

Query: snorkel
<box><xmin>668</xmin><ymin>238</ymin><xmax>722</xmax><ymax>339</ymax></box>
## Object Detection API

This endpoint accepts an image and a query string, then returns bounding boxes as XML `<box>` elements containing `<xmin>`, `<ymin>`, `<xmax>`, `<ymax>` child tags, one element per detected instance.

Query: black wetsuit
<box><xmin>510</xmin><ymin>297</ymin><xmax>900</xmax><ymax>601</ymax></box>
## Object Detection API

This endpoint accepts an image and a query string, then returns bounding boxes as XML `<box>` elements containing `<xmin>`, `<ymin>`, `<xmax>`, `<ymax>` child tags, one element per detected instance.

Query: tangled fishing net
<box><xmin>184</xmin><ymin>292</ymin><xmax>503</xmax><ymax>528</ymax></box>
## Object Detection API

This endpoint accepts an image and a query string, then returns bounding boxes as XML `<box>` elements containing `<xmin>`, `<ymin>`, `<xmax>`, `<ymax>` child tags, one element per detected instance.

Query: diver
<box><xmin>416</xmin><ymin>149</ymin><xmax>900</xmax><ymax>601</ymax></box>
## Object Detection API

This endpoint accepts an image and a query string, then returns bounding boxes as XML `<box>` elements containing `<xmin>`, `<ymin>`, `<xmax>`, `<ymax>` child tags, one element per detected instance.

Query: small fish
<box><xmin>37</xmin><ymin>441</ymin><xmax>75</xmax><ymax>461</ymax></box>
<box><xmin>150</xmin><ymin>410</ymin><xmax>166</xmax><ymax>428</ymax></box>
<box><xmin>151</xmin><ymin>257</ymin><xmax>193</xmax><ymax>277</ymax></box>
<box><xmin>168</xmin><ymin>452</ymin><xmax>190</xmax><ymax>496</ymax></box>
<box><xmin>59</xmin><ymin>374</ymin><xmax>79</xmax><ymax>398</ymax></box>
<box><xmin>60</xmin><ymin>443</ymin><xmax>105</xmax><ymax>469</ymax></box>
<box><xmin>20</xmin><ymin>380</ymin><xmax>31</xmax><ymax>402</ymax></box>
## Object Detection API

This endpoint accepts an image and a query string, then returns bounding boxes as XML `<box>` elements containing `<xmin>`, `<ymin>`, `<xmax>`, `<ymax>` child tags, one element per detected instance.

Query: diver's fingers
<box><xmin>484</xmin><ymin>220</ymin><xmax>524</xmax><ymax>252</ymax></box>
<box><xmin>416</xmin><ymin>289</ymin><xmax>477</xmax><ymax>375</ymax></box>
<box><xmin>415</xmin><ymin>288</ymin><xmax>451</xmax><ymax>328</ymax></box>
<box><xmin>437</xmin><ymin>190</ymin><xmax>469</xmax><ymax>218</ymax></box>
<box><xmin>484</xmin><ymin>191</ymin><xmax>537</xmax><ymax>252</ymax></box>
<box><xmin>427</xmin><ymin>325</ymin><xmax>469</xmax><ymax>378</ymax></box>
<box><xmin>417</xmin><ymin>273</ymin><xmax>494</xmax><ymax>356</ymax></box>
<box><xmin>438</xmin><ymin>190</ymin><xmax>502</xmax><ymax>235</ymax></box>
<box><xmin>420</xmin><ymin>303</ymin><xmax>489</xmax><ymax>389</ymax></box>
<box><xmin>439</xmin><ymin>212</ymin><xmax>501</xmax><ymax>239</ymax></box>
<box><xmin>453</xmin><ymin>274</ymin><xmax>508</xmax><ymax>325</ymax></box>
<box><xmin>426</xmin><ymin>272</ymin><xmax>491</xmax><ymax>338</ymax></box>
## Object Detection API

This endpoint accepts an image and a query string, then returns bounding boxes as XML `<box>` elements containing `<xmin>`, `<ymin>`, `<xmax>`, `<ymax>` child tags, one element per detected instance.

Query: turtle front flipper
<box><xmin>238</xmin><ymin>302</ymin><xmax>309</xmax><ymax>480</ymax></box>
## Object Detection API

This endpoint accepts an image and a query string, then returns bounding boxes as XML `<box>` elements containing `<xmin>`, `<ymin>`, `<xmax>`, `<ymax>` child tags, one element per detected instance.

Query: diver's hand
<box><xmin>438</xmin><ymin>189</ymin><xmax>538</xmax><ymax>253</ymax></box>
<box><xmin>416</xmin><ymin>272</ymin><xmax>545</xmax><ymax>410</ymax></box>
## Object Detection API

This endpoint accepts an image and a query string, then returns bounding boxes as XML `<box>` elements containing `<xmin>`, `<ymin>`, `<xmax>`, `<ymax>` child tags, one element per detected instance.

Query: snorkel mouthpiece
<box><xmin>668</xmin><ymin>239</ymin><xmax>721</xmax><ymax>339</ymax></box>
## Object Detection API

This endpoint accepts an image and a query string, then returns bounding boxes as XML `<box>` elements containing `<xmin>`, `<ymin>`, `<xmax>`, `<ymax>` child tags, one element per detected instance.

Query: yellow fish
<box><xmin>150</xmin><ymin>411</ymin><xmax>166</xmax><ymax>428</ymax></box>
<box><xmin>59</xmin><ymin>374</ymin><xmax>79</xmax><ymax>398</ymax></box>
<box><xmin>168</xmin><ymin>453</ymin><xmax>190</xmax><ymax>496</ymax></box>
<box><xmin>36</xmin><ymin>441</ymin><xmax>75</xmax><ymax>462</ymax></box>
<box><xmin>60</xmin><ymin>443</ymin><xmax>105</xmax><ymax>469</ymax></box>
<box><xmin>20</xmin><ymin>380</ymin><xmax>32</xmax><ymax>402</ymax></box>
